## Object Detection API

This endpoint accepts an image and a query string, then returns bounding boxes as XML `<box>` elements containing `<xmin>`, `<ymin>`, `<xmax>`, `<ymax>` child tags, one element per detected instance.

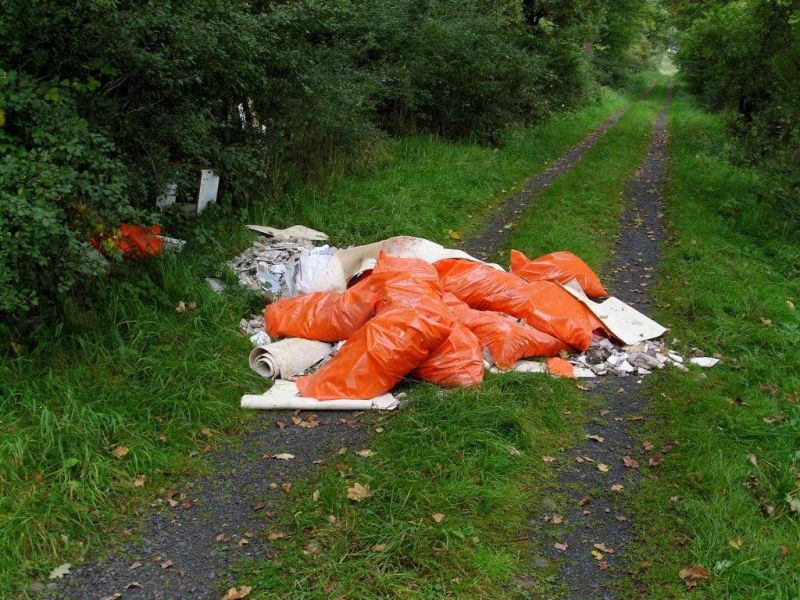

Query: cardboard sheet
<box><xmin>560</xmin><ymin>280</ymin><xmax>667</xmax><ymax>345</ymax></box>
<box><xmin>241</xmin><ymin>380</ymin><xmax>398</xmax><ymax>410</ymax></box>
<box><xmin>247</xmin><ymin>224</ymin><xmax>329</xmax><ymax>242</ymax></box>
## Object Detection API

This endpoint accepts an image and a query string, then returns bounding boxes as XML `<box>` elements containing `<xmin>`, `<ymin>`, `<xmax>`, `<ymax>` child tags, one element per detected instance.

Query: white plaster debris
<box><xmin>690</xmin><ymin>356</ymin><xmax>720</xmax><ymax>368</ymax></box>
<box><xmin>229</xmin><ymin>236</ymin><xmax>316</xmax><ymax>297</ymax></box>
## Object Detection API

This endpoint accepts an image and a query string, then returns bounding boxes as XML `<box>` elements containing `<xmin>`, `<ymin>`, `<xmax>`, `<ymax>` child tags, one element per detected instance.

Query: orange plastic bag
<box><xmin>443</xmin><ymin>293</ymin><xmax>567</xmax><ymax>369</ymax></box>
<box><xmin>412</xmin><ymin>322</ymin><xmax>484</xmax><ymax>387</ymax></box>
<box><xmin>92</xmin><ymin>223</ymin><xmax>163</xmax><ymax>258</ymax></box>
<box><xmin>264</xmin><ymin>284</ymin><xmax>379</xmax><ymax>342</ymax></box>
<box><xmin>546</xmin><ymin>357</ymin><xmax>575</xmax><ymax>378</ymax></box>
<box><xmin>435</xmin><ymin>259</ymin><xmax>603</xmax><ymax>351</ymax></box>
<box><xmin>297</xmin><ymin>254</ymin><xmax>456</xmax><ymax>399</ymax></box>
<box><xmin>510</xmin><ymin>249</ymin><xmax>607</xmax><ymax>299</ymax></box>
<box><xmin>296</xmin><ymin>303</ymin><xmax>453</xmax><ymax>399</ymax></box>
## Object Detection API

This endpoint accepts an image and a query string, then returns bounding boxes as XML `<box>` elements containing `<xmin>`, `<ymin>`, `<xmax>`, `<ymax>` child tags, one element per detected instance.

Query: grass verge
<box><xmin>0</xmin><ymin>88</ymin><xmax>629</xmax><ymax>595</ymax></box>
<box><xmin>625</xmin><ymin>90</ymin><xmax>800</xmax><ymax>598</ymax></box>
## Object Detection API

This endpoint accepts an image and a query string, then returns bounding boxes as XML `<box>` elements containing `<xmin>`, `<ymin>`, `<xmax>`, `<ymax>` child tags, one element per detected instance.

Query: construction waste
<box><xmin>230</xmin><ymin>228</ymin><xmax>718</xmax><ymax>409</ymax></box>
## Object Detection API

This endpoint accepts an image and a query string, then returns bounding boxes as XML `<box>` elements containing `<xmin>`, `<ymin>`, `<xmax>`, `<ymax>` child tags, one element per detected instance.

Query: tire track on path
<box><xmin>532</xmin><ymin>83</ymin><xmax>673</xmax><ymax>599</ymax></box>
<box><xmin>463</xmin><ymin>82</ymin><xmax>655</xmax><ymax>261</ymax></box>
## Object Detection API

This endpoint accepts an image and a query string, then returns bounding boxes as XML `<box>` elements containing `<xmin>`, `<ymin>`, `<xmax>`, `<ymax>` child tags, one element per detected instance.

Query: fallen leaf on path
<box><xmin>128</xmin><ymin>561</ymin><xmax>143</xmax><ymax>571</ymax></box>
<box><xmin>160</xmin><ymin>559</ymin><xmax>172</xmax><ymax>570</ymax></box>
<box><xmin>548</xmin><ymin>514</ymin><xmax>564</xmax><ymax>525</ymax></box>
<box><xmin>578</xmin><ymin>495</ymin><xmax>592</xmax><ymax>506</ymax></box>
<box><xmin>611</xmin><ymin>484</ymin><xmax>624</xmax><ymax>493</ymax></box>
<box><xmin>615</xmin><ymin>515</ymin><xmax>629</xmax><ymax>521</ymax></box>
<box><xmin>591</xmin><ymin>549</ymin><xmax>604</xmax><ymax>561</ymax></box>
<box><xmin>642</xmin><ymin>441</ymin><xmax>654</xmax><ymax>451</ymax></box>
<box><xmin>222</xmin><ymin>586</ymin><xmax>252</xmax><ymax>600</ymax></box>
<box><xmin>679</xmin><ymin>565</ymin><xmax>709</xmax><ymax>589</ymax></box>
<box><xmin>432</xmin><ymin>513</ymin><xmax>446</xmax><ymax>523</ymax></box>
<box><xmin>275</xmin><ymin>420</ymin><xmax>286</xmax><ymax>430</ymax></box>
<box><xmin>266</xmin><ymin>531</ymin><xmax>286</xmax><ymax>541</ymax></box>
<box><xmin>253</xmin><ymin>502</ymin><xmax>265</xmax><ymax>512</ymax></box>
<box><xmin>215</xmin><ymin>533</ymin><xmax>228</xmax><ymax>543</ymax></box>
<box><xmin>598</xmin><ymin>560</ymin><xmax>609</xmax><ymax>571</ymax></box>
<box><xmin>375</xmin><ymin>427</ymin><xmax>384</xmax><ymax>433</ymax></box>
<box><xmin>622</xmin><ymin>456</ymin><xmax>639</xmax><ymax>469</ymax></box>
<box><xmin>593</xmin><ymin>542</ymin><xmax>615</xmax><ymax>554</ymax></box>
<box><xmin>48</xmin><ymin>563</ymin><xmax>72</xmax><ymax>579</ymax></box>
<box><xmin>356</xmin><ymin>449</ymin><xmax>375</xmax><ymax>458</ymax></box>
<box><xmin>586</xmin><ymin>434</ymin><xmax>604</xmax><ymax>443</ymax></box>
<box><xmin>133</xmin><ymin>475</ymin><xmax>146</xmax><ymax>487</ymax></box>
<box><xmin>599</xmin><ymin>409</ymin><xmax>610</xmax><ymax>416</ymax></box>
<box><xmin>281</xmin><ymin>481</ymin><xmax>292</xmax><ymax>493</ymax></box>
<box><xmin>554</xmin><ymin>542</ymin><xmax>569</xmax><ymax>551</ymax></box>
<box><xmin>111</xmin><ymin>445</ymin><xmax>129</xmax><ymax>459</ymax></box>
<box><xmin>347</xmin><ymin>482</ymin><xmax>371</xmax><ymax>501</ymax></box>
<box><xmin>272</xmin><ymin>453</ymin><xmax>295</xmax><ymax>460</ymax></box>
<box><xmin>597</xmin><ymin>463</ymin><xmax>609</xmax><ymax>473</ymax></box>
<box><xmin>648</xmin><ymin>454</ymin><xmax>664</xmax><ymax>467</ymax></box>
<box><xmin>103</xmin><ymin>594</ymin><xmax>122</xmax><ymax>600</ymax></box>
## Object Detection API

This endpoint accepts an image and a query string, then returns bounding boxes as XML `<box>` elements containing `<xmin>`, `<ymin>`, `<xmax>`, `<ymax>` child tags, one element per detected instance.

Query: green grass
<box><xmin>0</xmin><ymin>87</ymin><xmax>631</xmax><ymax>595</ymax></box>
<box><xmin>236</xmin><ymin>377</ymin><xmax>586</xmax><ymax>599</ymax></box>
<box><xmin>506</xmin><ymin>79</ymin><xmax>668</xmax><ymax>268</ymax></box>
<box><xmin>624</xmin><ymin>90</ymin><xmax>800</xmax><ymax>598</ymax></box>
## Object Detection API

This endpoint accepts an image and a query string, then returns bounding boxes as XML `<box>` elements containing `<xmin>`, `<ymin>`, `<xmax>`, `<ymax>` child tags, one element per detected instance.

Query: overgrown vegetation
<box><xmin>628</xmin><ymin>91</ymin><xmax>800</xmax><ymax>598</ymax></box>
<box><xmin>0</xmin><ymin>0</ymin><xmax>663</xmax><ymax>319</ymax></box>
<box><xmin>668</xmin><ymin>0</ymin><xmax>800</xmax><ymax>225</ymax></box>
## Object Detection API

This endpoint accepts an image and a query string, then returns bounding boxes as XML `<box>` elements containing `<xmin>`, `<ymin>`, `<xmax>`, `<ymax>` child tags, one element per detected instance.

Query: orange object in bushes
<box><xmin>546</xmin><ymin>357</ymin><xmax>575</xmax><ymax>378</ymax></box>
<box><xmin>510</xmin><ymin>249</ymin><xmax>607</xmax><ymax>298</ymax></box>
<box><xmin>435</xmin><ymin>259</ymin><xmax>603</xmax><ymax>351</ymax></box>
<box><xmin>412</xmin><ymin>323</ymin><xmax>484</xmax><ymax>387</ymax></box>
<box><xmin>264</xmin><ymin>283</ymin><xmax>379</xmax><ymax>342</ymax></box>
<box><xmin>443</xmin><ymin>293</ymin><xmax>567</xmax><ymax>369</ymax></box>
<box><xmin>92</xmin><ymin>223</ymin><xmax>163</xmax><ymax>258</ymax></box>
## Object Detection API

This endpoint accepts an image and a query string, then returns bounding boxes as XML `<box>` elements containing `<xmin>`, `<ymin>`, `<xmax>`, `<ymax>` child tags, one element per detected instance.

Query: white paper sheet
<box><xmin>241</xmin><ymin>380</ymin><xmax>398</xmax><ymax>410</ymax></box>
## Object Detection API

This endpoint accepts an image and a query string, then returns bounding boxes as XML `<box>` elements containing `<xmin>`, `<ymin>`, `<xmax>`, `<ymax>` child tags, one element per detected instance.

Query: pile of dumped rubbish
<box><xmin>229</xmin><ymin>227</ymin><xmax>717</xmax><ymax>410</ymax></box>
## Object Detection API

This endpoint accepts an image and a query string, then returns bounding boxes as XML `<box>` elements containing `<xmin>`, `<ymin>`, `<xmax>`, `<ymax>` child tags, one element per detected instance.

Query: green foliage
<box><xmin>675</xmin><ymin>0</ymin><xmax>800</xmax><ymax>224</ymax></box>
<box><xmin>0</xmin><ymin>0</ymin><xmax>660</xmax><ymax>321</ymax></box>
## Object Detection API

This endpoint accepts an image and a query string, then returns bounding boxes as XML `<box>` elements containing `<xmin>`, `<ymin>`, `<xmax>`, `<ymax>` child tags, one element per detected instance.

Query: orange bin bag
<box><xmin>435</xmin><ymin>259</ymin><xmax>603</xmax><ymax>351</ymax></box>
<box><xmin>510</xmin><ymin>249</ymin><xmax>607</xmax><ymax>299</ymax></box>
<box><xmin>412</xmin><ymin>322</ymin><xmax>484</xmax><ymax>388</ymax></box>
<box><xmin>264</xmin><ymin>281</ymin><xmax>379</xmax><ymax>342</ymax></box>
<box><xmin>443</xmin><ymin>293</ymin><xmax>568</xmax><ymax>369</ymax></box>
<box><xmin>547</xmin><ymin>357</ymin><xmax>575</xmax><ymax>378</ymax></box>
<box><xmin>296</xmin><ymin>304</ymin><xmax>453</xmax><ymax>399</ymax></box>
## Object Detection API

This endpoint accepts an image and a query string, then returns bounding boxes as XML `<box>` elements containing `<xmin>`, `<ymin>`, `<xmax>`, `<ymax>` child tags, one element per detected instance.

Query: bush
<box><xmin>0</xmin><ymin>0</ymin><xmax>658</xmax><ymax>321</ymax></box>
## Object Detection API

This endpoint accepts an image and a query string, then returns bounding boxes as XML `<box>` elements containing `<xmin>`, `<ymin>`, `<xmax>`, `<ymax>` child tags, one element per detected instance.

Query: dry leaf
<box><xmin>611</xmin><ymin>484</ymin><xmax>624</xmax><ymax>493</ymax></box>
<box><xmin>272</xmin><ymin>453</ymin><xmax>295</xmax><ymax>460</ymax></box>
<box><xmin>304</xmin><ymin>541</ymin><xmax>321</xmax><ymax>556</ymax></box>
<box><xmin>622</xmin><ymin>456</ymin><xmax>639</xmax><ymax>468</ymax></box>
<box><xmin>200</xmin><ymin>427</ymin><xmax>212</xmax><ymax>438</ymax></box>
<box><xmin>578</xmin><ymin>495</ymin><xmax>592</xmax><ymax>506</ymax></box>
<box><xmin>586</xmin><ymin>434</ymin><xmax>604</xmax><ymax>443</ymax></box>
<box><xmin>215</xmin><ymin>533</ymin><xmax>228</xmax><ymax>543</ymax></box>
<box><xmin>748</xmin><ymin>454</ymin><xmax>758</xmax><ymax>467</ymax></box>
<box><xmin>48</xmin><ymin>563</ymin><xmax>72</xmax><ymax>579</ymax></box>
<box><xmin>175</xmin><ymin>301</ymin><xmax>186</xmax><ymax>313</ymax></box>
<box><xmin>160</xmin><ymin>559</ymin><xmax>173</xmax><ymax>570</ymax></box>
<box><xmin>253</xmin><ymin>502</ymin><xmax>265</xmax><ymax>512</ymax></box>
<box><xmin>728</xmin><ymin>537</ymin><xmax>743</xmax><ymax>550</ymax></box>
<box><xmin>375</xmin><ymin>427</ymin><xmax>384</xmax><ymax>433</ymax></box>
<box><xmin>266</xmin><ymin>531</ymin><xmax>286</xmax><ymax>541</ymax></box>
<box><xmin>281</xmin><ymin>481</ymin><xmax>292</xmax><ymax>493</ymax></box>
<box><xmin>128</xmin><ymin>561</ymin><xmax>143</xmax><ymax>571</ymax></box>
<box><xmin>597</xmin><ymin>463</ymin><xmax>610</xmax><ymax>473</ymax></box>
<box><xmin>679</xmin><ymin>565</ymin><xmax>709</xmax><ymax>589</ymax></box>
<box><xmin>356</xmin><ymin>449</ymin><xmax>375</xmax><ymax>458</ymax></box>
<box><xmin>642</xmin><ymin>441</ymin><xmax>654</xmax><ymax>451</ymax></box>
<box><xmin>133</xmin><ymin>475</ymin><xmax>146</xmax><ymax>488</ymax></box>
<box><xmin>371</xmin><ymin>543</ymin><xmax>388</xmax><ymax>552</ymax></box>
<box><xmin>591</xmin><ymin>548</ymin><xmax>604</xmax><ymax>561</ymax></box>
<box><xmin>275</xmin><ymin>420</ymin><xmax>286</xmax><ymax>430</ymax></box>
<box><xmin>554</xmin><ymin>542</ymin><xmax>569</xmax><ymax>551</ymax></box>
<box><xmin>549</xmin><ymin>514</ymin><xmax>564</xmax><ymax>525</ymax></box>
<box><xmin>760</xmin><ymin>317</ymin><xmax>772</xmax><ymax>326</ymax></box>
<box><xmin>432</xmin><ymin>513</ymin><xmax>445</xmax><ymax>523</ymax></box>
<box><xmin>221</xmin><ymin>586</ymin><xmax>252</xmax><ymax>600</ymax></box>
<box><xmin>542</xmin><ymin>456</ymin><xmax>556</xmax><ymax>463</ymax></box>
<box><xmin>780</xmin><ymin>545</ymin><xmax>789</xmax><ymax>557</ymax></box>
<box><xmin>312</xmin><ymin>490</ymin><xmax>320</xmax><ymax>502</ymax></box>
<box><xmin>593</xmin><ymin>542</ymin><xmax>615</xmax><ymax>554</ymax></box>
<box><xmin>648</xmin><ymin>454</ymin><xmax>664</xmax><ymax>467</ymax></box>
<box><xmin>347</xmin><ymin>482</ymin><xmax>371</xmax><ymax>502</ymax></box>
<box><xmin>111</xmin><ymin>445</ymin><xmax>129</xmax><ymax>459</ymax></box>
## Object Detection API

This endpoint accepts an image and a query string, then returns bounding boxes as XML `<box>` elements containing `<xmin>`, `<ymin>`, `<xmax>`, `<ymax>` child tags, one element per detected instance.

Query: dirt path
<box><xmin>463</xmin><ymin>81</ymin><xmax>654</xmax><ymax>261</ymax></box>
<box><xmin>45</xmin><ymin>86</ymin><xmax>655</xmax><ymax>600</ymax></box>
<box><xmin>532</xmin><ymin>85</ymin><xmax>673</xmax><ymax>599</ymax></box>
